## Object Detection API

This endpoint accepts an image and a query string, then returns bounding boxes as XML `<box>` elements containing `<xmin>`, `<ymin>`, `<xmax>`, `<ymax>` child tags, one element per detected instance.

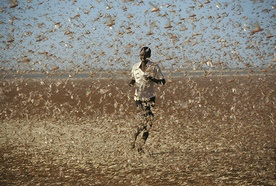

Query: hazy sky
<box><xmin>0</xmin><ymin>0</ymin><xmax>275</xmax><ymax>72</ymax></box>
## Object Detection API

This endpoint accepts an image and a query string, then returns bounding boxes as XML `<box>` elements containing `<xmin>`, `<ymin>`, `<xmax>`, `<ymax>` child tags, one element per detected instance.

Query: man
<box><xmin>129</xmin><ymin>46</ymin><xmax>166</xmax><ymax>153</ymax></box>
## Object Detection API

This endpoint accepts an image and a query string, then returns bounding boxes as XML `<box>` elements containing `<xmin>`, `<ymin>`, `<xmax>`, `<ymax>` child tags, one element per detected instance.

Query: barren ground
<box><xmin>0</xmin><ymin>73</ymin><xmax>275</xmax><ymax>185</ymax></box>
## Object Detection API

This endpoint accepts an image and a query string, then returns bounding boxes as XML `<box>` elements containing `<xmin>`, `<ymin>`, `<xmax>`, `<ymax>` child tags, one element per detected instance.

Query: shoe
<box><xmin>130</xmin><ymin>142</ymin><xmax>135</xmax><ymax>149</ymax></box>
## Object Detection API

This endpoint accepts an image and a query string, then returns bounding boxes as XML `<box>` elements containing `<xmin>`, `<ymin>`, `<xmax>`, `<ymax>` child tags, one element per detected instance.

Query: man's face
<box><xmin>140</xmin><ymin>50</ymin><xmax>150</xmax><ymax>62</ymax></box>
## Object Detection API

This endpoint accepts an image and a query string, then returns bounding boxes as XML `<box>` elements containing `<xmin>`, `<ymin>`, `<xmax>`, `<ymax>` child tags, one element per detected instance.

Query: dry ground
<box><xmin>0</xmin><ymin>73</ymin><xmax>275</xmax><ymax>185</ymax></box>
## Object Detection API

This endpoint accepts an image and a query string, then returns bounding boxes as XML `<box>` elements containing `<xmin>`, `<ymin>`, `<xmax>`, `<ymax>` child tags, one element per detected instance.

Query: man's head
<box><xmin>140</xmin><ymin>47</ymin><xmax>151</xmax><ymax>62</ymax></box>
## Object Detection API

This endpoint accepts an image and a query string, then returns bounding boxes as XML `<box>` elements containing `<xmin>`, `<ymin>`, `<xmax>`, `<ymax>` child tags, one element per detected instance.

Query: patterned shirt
<box><xmin>131</xmin><ymin>60</ymin><xmax>164</xmax><ymax>101</ymax></box>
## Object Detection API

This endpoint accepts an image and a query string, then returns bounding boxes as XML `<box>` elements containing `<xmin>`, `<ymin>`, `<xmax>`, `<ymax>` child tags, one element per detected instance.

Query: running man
<box><xmin>129</xmin><ymin>46</ymin><xmax>166</xmax><ymax>153</ymax></box>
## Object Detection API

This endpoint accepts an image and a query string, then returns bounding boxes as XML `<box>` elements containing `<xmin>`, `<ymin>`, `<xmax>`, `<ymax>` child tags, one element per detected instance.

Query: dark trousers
<box><xmin>135</xmin><ymin>96</ymin><xmax>155</xmax><ymax>117</ymax></box>
<box><xmin>133</xmin><ymin>97</ymin><xmax>155</xmax><ymax>150</ymax></box>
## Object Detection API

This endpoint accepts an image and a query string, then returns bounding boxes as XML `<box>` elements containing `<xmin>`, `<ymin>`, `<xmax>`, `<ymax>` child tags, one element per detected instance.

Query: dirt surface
<box><xmin>0</xmin><ymin>74</ymin><xmax>275</xmax><ymax>185</ymax></box>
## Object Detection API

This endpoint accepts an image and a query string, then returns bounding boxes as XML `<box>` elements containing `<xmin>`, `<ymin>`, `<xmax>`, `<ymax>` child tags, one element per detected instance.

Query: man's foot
<box><xmin>130</xmin><ymin>142</ymin><xmax>136</xmax><ymax>149</ymax></box>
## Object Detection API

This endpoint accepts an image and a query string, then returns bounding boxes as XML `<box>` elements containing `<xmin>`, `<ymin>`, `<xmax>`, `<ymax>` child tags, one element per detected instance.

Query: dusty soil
<box><xmin>0</xmin><ymin>73</ymin><xmax>275</xmax><ymax>185</ymax></box>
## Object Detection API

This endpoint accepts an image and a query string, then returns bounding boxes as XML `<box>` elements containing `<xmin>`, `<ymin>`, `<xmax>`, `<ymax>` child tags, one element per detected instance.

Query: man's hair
<box><xmin>140</xmin><ymin>47</ymin><xmax>151</xmax><ymax>57</ymax></box>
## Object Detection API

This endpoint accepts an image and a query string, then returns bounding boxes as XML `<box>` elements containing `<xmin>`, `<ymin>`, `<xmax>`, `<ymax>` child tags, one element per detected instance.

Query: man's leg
<box><xmin>142</xmin><ymin>105</ymin><xmax>154</xmax><ymax>140</ymax></box>
<box><xmin>137</xmin><ymin>106</ymin><xmax>154</xmax><ymax>152</ymax></box>
<box><xmin>131</xmin><ymin>100</ymin><xmax>145</xmax><ymax>149</ymax></box>
<box><xmin>132</xmin><ymin>100</ymin><xmax>154</xmax><ymax>152</ymax></box>
<box><xmin>132</xmin><ymin>126</ymin><xmax>143</xmax><ymax>149</ymax></box>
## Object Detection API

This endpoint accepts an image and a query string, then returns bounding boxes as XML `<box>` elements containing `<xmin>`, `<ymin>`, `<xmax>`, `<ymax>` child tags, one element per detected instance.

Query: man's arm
<box><xmin>147</xmin><ymin>63</ymin><xmax>166</xmax><ymax>85</ymax></box>
<box><xmin>147</xmin><ymin>76</ymin><xmax>166</xmax><ymax>85</ymax></box>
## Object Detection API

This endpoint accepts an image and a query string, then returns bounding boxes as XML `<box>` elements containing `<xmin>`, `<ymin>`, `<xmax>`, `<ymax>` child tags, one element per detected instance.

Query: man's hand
<box><xmin>160</xmin><ymin>78</ymin><xmax>166</xmax><ymax>85</ymax></box>
<box><xmin>129</xmin><ymin>79</ymin><xmax>135</xmax><ymax>87</ymax></box>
